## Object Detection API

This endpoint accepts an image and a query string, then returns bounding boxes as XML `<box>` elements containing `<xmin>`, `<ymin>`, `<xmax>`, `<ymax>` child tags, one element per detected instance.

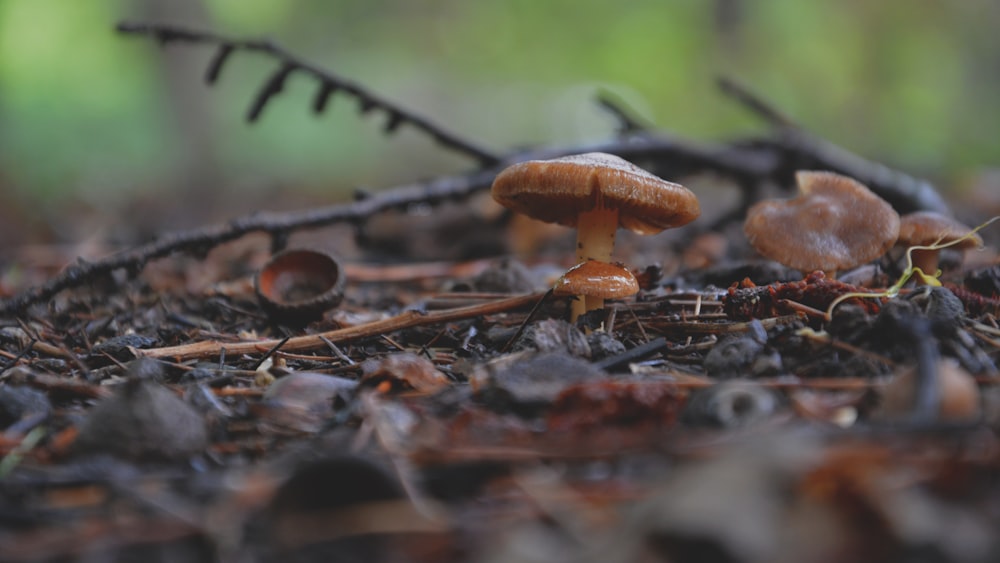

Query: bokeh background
<box><xmin>1</xmin><ymin>0</ymin><xmax>998</xmax><ymax>249</ymax></box>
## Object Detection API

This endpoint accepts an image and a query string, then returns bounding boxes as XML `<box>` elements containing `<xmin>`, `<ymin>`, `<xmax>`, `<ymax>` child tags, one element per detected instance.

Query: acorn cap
<box><xmin>552</xmin><ymin>260</ymin><xmax>639</xmax><ymax>299</ymax></box>
<box><xmin>744</xmin><ymin>171</ymin><xmax>900</xmax><ymax>272</ymax></box>
<box><xmin>897</xmin><ymin>211</ymin><xmax>983</xmax><ymax>249</ymax></box>
<box><xmin>491</xmin><ymin>152</ymin><xmax>700</xmax><ymax>235</ymax></box>
<box><xmin>254</xmin><ymin>249</ymin><xmax>346</xmax><ymax>324</ymax></box>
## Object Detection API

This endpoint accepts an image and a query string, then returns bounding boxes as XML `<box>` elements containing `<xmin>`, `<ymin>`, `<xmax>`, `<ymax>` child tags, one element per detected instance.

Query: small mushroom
<box><xmin>552</xmin><ymin>260</ymin><xmax>639</xmax><ymax>321</ymax></box>
<box><xmin>896</xmin><ymin>211</ymin><xmax>983</xmax><ymax>282</ymax></box>
<box><xmin>492</xmin><ymin>152</ymin><xmax>699</xmax><ymax>319</ymax></box>
<box><xmin>744</xmin><ymin>171</ymin><xmax>900</xmax><ymax>277</ymax></box>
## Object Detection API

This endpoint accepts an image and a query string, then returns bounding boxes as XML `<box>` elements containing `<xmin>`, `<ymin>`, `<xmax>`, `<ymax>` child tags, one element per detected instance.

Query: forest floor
<box><xmin>2</xmin><ymin>33</ymin><xmax>1000</xmax><ymax>560</ymax></box>
<box><xmin>1</xmin><ymin>164</ymin><xmax>999</xmax><ymax>562</ymax></box>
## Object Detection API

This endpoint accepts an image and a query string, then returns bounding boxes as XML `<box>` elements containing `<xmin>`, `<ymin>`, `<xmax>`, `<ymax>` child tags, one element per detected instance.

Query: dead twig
<box><xmin>140</xmin><ymin>292</ymin><xmax>544</xmax><ymax>361</ymax></box>
<box><xmin>5</xmin><ymin>370</ymin><xmax>111</xmax><ymax>400</ymax></box>
<box><xmin>0</xmin><ymin>168</ymin><xmax>496</xmax><ymax>316</ymax></box>
<box><xmin>116</xmin><ymin>22</ymin><xmax>502</xmax><ymax>168</ymax></box>
<box><xmin>646</xmin><ymin>315</ymin><xmax>800</xmax><ymax>337</ymax></box>
<box><xmin>717</xmin><ymin>76</ymin><xmax>950</xmax><ymax>215</ymax></box>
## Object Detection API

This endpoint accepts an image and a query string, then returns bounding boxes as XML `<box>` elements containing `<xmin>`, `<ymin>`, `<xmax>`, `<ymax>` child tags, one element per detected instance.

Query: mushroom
<box><xmin>492</xmin><ymin>152</ymin><xmax>699</xmax><ymax>319</ymax></box>
<box><xmin>896</xmin><ymin>211</ymin><xmax>983</xmax><ymax>282</ymax></box>
<box><xmin>552</xmin><ymin>260</ymin><xmax>639</xmax><ymax>321</ymax></box>
<box><xmin>744</xmin><ymin>171</ymin><xmax>900</xmax><ymax>277</ymax></box>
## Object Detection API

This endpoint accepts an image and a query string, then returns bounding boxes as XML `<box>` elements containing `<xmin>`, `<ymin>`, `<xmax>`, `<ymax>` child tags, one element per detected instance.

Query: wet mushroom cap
<box><xmin>491</xmin><ymin>152</ymin><xmax>700</xmax><ymax>235</ymax></box>
<box><xmin>744</xmin><ymin>171</ymin><xmax>900</xmax><ymax>272</ymax></box>
<box><xmin>897</xmin><ymin>211</ymin><xmax>983</xmax><ymax>249</ymax></box>
<box><xmin>552</xmin><ymin>260</ymin><xmax>639</xmax><ymax>299</ymax></box>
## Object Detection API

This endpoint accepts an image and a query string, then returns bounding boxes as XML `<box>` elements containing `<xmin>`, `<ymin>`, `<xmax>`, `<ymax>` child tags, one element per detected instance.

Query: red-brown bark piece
<box><xmin>546</xmin><ymin>380</ymin><xmax>685</xmax><ymax>432</ymax></box>
<box><xmin>723</xmin><ymin>271</ymin><xmax>883</xmax><ymax>321</ymax></box>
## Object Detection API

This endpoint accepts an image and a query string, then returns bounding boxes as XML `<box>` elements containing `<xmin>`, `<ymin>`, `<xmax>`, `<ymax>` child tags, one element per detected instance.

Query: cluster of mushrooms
<box><xmin>491</xmin><ymin>152</ymin><xmax>983</xmax><ymax>322</ymax></box>
<box><xmin>743</xmin><ymin>170</ymin><xmax>982</xmax><ymax>280</ymax></box>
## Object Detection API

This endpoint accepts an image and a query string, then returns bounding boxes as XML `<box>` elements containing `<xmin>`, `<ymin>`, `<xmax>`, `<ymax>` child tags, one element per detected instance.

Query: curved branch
<box><xmin>116</xmin><ymin>21</ymin><xmax>501</xmax><ymax>168</ymax></box>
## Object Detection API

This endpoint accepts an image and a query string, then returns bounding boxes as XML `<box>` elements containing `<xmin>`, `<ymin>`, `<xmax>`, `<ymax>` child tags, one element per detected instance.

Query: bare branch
<box><xmin>716</xmin><ymin>76</ymin><xmax>950</xmax><ymax>214</ymax></box>
<box><xmin>116</xmin><ymin>21</ymin><xmax>502</xmax><ymax>168</ymax></box>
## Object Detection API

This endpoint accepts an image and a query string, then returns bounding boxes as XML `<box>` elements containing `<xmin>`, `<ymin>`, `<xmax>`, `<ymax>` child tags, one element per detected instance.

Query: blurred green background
<box><xmin>1</xmin><ymin>0</ymin><xmax>998</xmax><ymax>245</ymax></box>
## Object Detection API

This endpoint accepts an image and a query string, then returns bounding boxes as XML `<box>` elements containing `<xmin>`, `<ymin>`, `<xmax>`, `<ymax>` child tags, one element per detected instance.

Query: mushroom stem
<box><xmin>574</xmin><ymin>205</ymin><xmax>620</xmax><ymax>320</ymax></box>
<box><xmin>910</xmin><ymin>249</ymin><xmax>940</xmax><ymax>284</ymax></box>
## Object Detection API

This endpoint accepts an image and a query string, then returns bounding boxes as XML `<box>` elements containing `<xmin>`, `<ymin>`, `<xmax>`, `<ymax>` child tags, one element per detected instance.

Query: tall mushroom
<box><xmin>492</xmin><ymin>152</ymin><xmax>700</xmax><ymax>320</ymax></box>
<box><xmin>744</xmin><ymin>171</ymin><xmax>900</xmax><ymax>277</ymax></box>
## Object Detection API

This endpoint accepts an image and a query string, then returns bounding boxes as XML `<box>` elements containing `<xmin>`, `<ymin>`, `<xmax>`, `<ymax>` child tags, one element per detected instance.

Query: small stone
<box><xmin>0</xmin><ymin>327</ymin><xmax>31</xmax><ymax>348</ymax></box>
<box><xmin>870</xmin><ymin>300</ymin><xmax>923</xmax><ymax>361</ymax></box>
<box><xmin>906</xmin><ymin>286</ymin><xmax>964</xmax><ymax>327</ymax></box>
<box><xmin>359</xmin><ymin>353</ymin><xmax>450</xmax><ymax>393</ymax></box>
<box><xmin>751</xmin><ymin>349</ymin><xmax>783</xmax><ymax>377</ymax></box>
<box><xmin>91</xmin><ymin>334</ymin><xmax>159</xmax><ymax>361</ymax></box>
<box><xmin>0</xmin><ymin>385</ymin><xmax>51</xmax><ymax>429</ymax></box>
<box><xmin>257</xmin><ymin>372</ymin><xmax>358</xmax><ymax>434</ymax></box>
<box><xmin>72</xmin><ymin>379</ymin><xmax>208</xmax><ymax>462</ymax></box>
<box><xmin>586</xmin><ymin>330</ymin><xmax>627</xmax><ymax>360</ymax></box>
<box><xmin>514</xmin><ymin>319</ymin><xmax>591</xmax><ymax>358</ymax></box>
<box><xmin>471</xmin><ymin>258</ymin><xmax>538</xmax><ymax>293</ymax></box>
<box><xmin>703</xmin><ymin>336</ymin><xmax>764</xmax><ymax>379</ymax></box>
<box><xmin>682</xmin><ymin>381</ymin><xmax>784</xmax><ymax>428</ymax></box>
<box><xmin>124</xmin><ymin>357</ymin><xmax>168</xmax><ymax>381</ymax></box>
<box><xmin>964</xmin><ymin>265</ymin><xmax>1000</xmax><ymax>297</ymax></box>
<box><xmin>479</xmin><ymin>352</ymin><xmax>604</xmax><ymax>416</ymax></box>
<box><xmin>827</xmin><ymin>304</ymin><xmax>874</xmax><ymax>345</ymax></box>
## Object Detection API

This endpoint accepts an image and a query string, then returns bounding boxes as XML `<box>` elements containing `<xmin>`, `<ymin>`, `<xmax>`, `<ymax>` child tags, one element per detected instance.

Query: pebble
<box><xmin>72</xmin><ymin>379</ymin><xmax>208</xmax><ymax>462</ymax></box>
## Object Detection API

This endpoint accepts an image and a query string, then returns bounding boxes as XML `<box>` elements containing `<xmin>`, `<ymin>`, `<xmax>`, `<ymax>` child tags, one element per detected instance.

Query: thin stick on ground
<box><xmin>140</xmin><ymin>292</ymin><xmax>545</xmax><ymax>362</ymax></box>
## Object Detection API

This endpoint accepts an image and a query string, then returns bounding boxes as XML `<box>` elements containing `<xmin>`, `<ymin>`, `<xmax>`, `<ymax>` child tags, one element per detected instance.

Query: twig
<box><xmin>595</xmin><ymin>90</ymin><xmax>651</xmax><ymax>134</ymax></box>
<box><xmin>647</xmin><ymin>315</ymin><xmax>800</xmax><ymax>336</ymax></box>
<box><xmin>0</xmin><ymin>168</ymin><xmax>496</xmax><ymax>316</ymax></box>
<box><xmin>139</xmin><ymin>292</ymin><xmax>544</xmax><ymax>361</ymax></box>
<box><xmin>7</xmin><ymin>371</ymin><xmax>111</xmax><ymax>400</ymax></box>
<box><xmin>903</xmin><ymin>317</ymin><xmax>941</xmax><ymax>424</ymax></box>
<box><xmin>594</xmin><ymin>337</ymin><xmax>669</xmax><ymax>371</ymax></box>
<box><xmin>500</xmin><ymin>289</ymin><xmax>554</xmax><ymax>354</ymax></box>
<box><xmin>116</xmin><ymin>22</ymin><xmax>501</xmax><ymax>168</ymax></box>
<box><xmin>0</xmin><ymin>338</ymin><xmax>36</xmax><ymax>377</ymax></box>
<box><xmin>716</xmin><ymin>76</ymin><xmax>796</xmax><ymax>128</ymax></box>
<box><xmin>249</xmin><ymin>336</ymin><xmax>289</xmax><ymax>371</ymax></box>
<box><xmin>716</xmin><ymin>76</ymin><xmax>950</xmax><ymax>215</ymax></box>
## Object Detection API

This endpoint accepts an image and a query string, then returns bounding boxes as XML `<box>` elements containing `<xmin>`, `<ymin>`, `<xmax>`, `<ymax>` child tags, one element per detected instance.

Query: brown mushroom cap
<box><xmin>552</xmin><ymin>260</ymin><xmax>639</xmax><ymax>299</ymax></box>
<box><xmin>491</xmin><ymin>152</ymin><xmax>700</xmax><ymax>235</ymax></box>
<box><xmin>744</xmin><ymin>171</ymin><xmax>900</xmax><ymax>272</ymax></box>
<box><xmin>897</xmin><ymin>211</ymin><xmax>983</xmax><ymax>249</ymax></box>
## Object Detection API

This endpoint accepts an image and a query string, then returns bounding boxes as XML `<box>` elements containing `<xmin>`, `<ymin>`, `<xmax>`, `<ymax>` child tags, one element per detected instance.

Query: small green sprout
<box><xmin>824</xmin><ymin>215</ymin><xmax>998</xmax><ymax>320</ymax></box>
<box><xmin>0</xmin><ymin>426</ymin><xmax>47</xmax><ymax>479</ymax></box>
